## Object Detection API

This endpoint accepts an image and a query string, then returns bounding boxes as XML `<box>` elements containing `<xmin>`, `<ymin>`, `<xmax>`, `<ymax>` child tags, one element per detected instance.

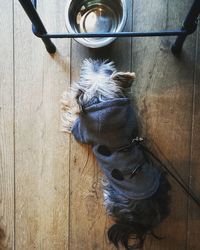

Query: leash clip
<box><xmin>132</xmin><ymin>137</ymin><xmax>144</xmax><ymax>144</ymax></box>
<box><xmin>117</xmin><ymin>137</ymin><xmax>144</xmax><ymax>152</ymax></box>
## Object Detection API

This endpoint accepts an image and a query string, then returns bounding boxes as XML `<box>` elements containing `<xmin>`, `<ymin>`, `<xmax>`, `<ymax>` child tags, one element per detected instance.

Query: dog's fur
<box><xmin>61</xmin><ymin>59</ymin><xmax>171</xmax><ymax>249</ymax></box>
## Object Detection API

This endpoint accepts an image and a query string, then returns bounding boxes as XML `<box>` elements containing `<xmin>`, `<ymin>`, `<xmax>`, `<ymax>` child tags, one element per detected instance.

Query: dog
<box><xmin>61</xmin><ymin>59</ymin><xmax>171</xmax><ymax>249</ymax></box>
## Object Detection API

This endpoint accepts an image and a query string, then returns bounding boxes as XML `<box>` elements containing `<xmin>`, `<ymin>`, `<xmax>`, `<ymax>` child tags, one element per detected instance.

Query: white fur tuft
<box><xmin>74</xmin><ymin>59</ymin><xmax>125</xmax><ymax>104</ymax></box>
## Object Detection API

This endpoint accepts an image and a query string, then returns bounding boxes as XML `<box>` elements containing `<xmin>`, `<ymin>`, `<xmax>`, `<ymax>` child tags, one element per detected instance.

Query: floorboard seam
<box><xmin>186</xmin><ymin>27</ymin><xmax>199</xmax><ymax>250</ymax></box>
<box><xmin>12</xmin><ymin>0</ymin><xmax>16</xmax><ymax>249</ymax></box>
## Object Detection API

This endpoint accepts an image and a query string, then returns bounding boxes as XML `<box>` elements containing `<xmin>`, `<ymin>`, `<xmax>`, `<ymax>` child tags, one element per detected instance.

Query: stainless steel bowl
<box><xmin>65</xmin><ymin>0</ymin><xmax>127</xmax><ymax>48</ymax></box>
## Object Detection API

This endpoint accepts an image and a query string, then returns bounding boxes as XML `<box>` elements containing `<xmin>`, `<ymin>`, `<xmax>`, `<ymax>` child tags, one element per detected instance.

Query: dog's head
<box><xmin>72</xmin><ymin>59</ymin><xmax>136</xmax><ymax>109</ymax></box>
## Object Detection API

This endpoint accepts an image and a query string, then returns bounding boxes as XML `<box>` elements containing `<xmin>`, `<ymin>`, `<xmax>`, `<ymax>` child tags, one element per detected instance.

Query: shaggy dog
<box><xmin>61</xmin><ymin>59</ymin><xmax>171</xmax><ymax>249</ymax></box>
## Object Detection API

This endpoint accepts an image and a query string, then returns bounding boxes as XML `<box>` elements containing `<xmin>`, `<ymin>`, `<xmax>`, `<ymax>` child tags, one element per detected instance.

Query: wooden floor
<box><xmin>0</xmin><ymin>0</ymin><xmax>200</xmax><ymax>249</ymax></box>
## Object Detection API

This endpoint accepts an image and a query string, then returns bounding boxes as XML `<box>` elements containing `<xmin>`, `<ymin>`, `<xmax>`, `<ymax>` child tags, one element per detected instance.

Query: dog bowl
<box><xmin>65</xmin><ymin>0</ymin><xmax>127</xmax><ymax>48</ymax></box>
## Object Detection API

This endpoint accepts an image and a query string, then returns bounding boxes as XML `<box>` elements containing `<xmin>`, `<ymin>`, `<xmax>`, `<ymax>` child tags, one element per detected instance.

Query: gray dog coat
<box><xmin>72</xmin><ymin>97</ymin><xmax>161</xmax><ymax>200</ymax></box>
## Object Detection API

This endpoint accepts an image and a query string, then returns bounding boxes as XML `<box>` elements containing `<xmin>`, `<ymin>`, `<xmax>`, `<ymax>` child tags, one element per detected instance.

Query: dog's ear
<box><xmin>111</xmin><ymin>72</ymin><xmax>136</xmax><ymax>88</ymax></box>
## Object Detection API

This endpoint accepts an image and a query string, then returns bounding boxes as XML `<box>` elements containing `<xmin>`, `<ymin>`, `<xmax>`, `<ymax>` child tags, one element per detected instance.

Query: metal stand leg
<box><xmin>18</xmin><ymin>0</ymin><xmax>56</xmax><ymax>54</ymax></box>
<box><xmin>171</xmin><ymin>0</ymin><xmax>200</xmax><ymax>55</ymax></box>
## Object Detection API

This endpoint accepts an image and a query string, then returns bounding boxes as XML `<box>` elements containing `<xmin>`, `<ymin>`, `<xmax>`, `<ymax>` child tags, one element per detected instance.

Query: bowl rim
<box><xmin>65</xmin><ymin>0</ymin><xmax>128</xmax><ymax>48</ymax></box>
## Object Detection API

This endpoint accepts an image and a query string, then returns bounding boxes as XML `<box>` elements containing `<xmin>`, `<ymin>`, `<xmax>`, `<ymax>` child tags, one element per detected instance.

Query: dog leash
<box><xmin>111</xmin><ymin>137</ymin><xmax>145</xmax><ymax>180</ymax></box>
<box><xmin>115</xmin><ymin>136</ymin><xmax>200</xmax><ymax>207</ymax></box>
<box><xmin>136</xmin><ymin>139</ymin><xmax>200</xmax><ymax>208</ymax></box>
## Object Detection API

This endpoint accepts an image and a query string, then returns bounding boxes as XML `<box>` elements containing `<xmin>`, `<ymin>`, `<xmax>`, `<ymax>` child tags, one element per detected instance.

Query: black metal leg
<box><xmin>18</xmin><ymin>0</ymin><xmax>56</xmax><ymax>54</ymax></box>
<box><xmin>172</xmin><ymin>0</ymin><xmax>200</xmax><ymax>55</ymax></box>
<box><xmin>18</xmin><ymin>0</ymin><xmax>199</xmax><ymax>55</ymax></box>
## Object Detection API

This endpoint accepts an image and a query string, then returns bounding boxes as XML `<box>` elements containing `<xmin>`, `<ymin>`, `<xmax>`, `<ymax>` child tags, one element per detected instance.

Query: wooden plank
<box><xmin>0</xmin><ymin>0</ymin><xmax>14</xmax><ymax>249</ymax></box>
<box><xmin>14</xmin><ymin>0</ymin><xmax>70</xmax><ymax>249</ymax></box>
<box><xmin>131</xmin><ymin>1</ymin><xmax>197</xmax><ymax>249</ymax></box>
<box><xmin>187</xmin><ymin>26</ymin><xmax>200</xmax><ymax>250</ymax></box>
<box><xmin>69</xmin><ymin>1</ymin><xmax>133</xmax><ymax>249</ymax></box>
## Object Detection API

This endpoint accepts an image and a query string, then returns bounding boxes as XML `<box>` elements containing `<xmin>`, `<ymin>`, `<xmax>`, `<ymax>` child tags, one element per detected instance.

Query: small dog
<box><xmin>61</xmin><ymin>59</ymin><xmax>171</xmax><ymax>249</ymax></box>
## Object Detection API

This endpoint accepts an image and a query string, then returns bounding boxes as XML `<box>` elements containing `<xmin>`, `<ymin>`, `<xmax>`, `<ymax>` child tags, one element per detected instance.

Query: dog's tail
<box><xmin>108</xmin><ymin>174</ymin><xmax>171</xmax><ymax>250</ymax></box>
<box><xmin>107</xmin><ymin>221</ymin><xmax>149</xmax><ymax>250</ymax></box>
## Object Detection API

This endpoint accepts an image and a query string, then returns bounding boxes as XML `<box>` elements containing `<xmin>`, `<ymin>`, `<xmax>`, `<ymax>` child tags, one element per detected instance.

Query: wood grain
<box><xmin>131</xmin><ymin>1</ymin><xmax>197</xmax><ymax>249</ymax></box>
<box><xmin>69</xmin><ymin>1</ymin><xmax>133</xmax><ymax>249</ymax></box>
<box><xmin>1</xmin><ymin>0</ymin><xmax>199</xmax><ymax>249</ymax></box>
<box><xmin>14</xmin><ymin>0</ymin><xmax>70</xmax><ymax>249</ymax></box>
<box><xmin>0</xmin><ymin>1</ymin><xmax>14</xmax><ymax>249</ymax></box>
<box><xmin>187</xmin><ymin>25</ymin><xmax>200</xmax><ymax>250</ymax></box>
